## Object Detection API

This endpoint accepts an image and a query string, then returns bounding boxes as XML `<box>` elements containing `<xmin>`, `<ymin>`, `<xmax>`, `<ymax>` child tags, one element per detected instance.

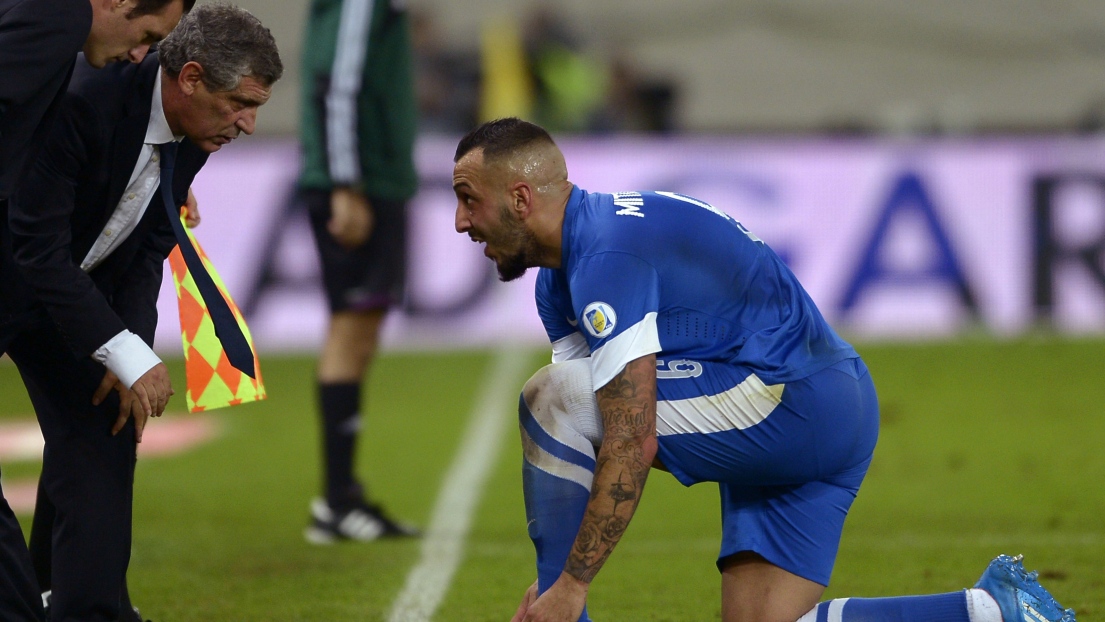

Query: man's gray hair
<box><xmin>158</xmin><ymin>3</ymin><xmax>283</xmax><ymax>91</ymax></box>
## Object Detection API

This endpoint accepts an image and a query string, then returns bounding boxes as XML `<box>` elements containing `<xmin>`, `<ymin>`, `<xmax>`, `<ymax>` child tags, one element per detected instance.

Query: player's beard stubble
<box><xmin>492</xmin><ymin>201</ymin><xmax>542</xmax><ymax>282</ymax></box>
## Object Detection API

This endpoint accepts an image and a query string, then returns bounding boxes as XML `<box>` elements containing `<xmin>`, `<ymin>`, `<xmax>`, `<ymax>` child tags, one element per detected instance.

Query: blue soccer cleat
<box><xmin>974</xmin><ymin>554</ymin><xmax>1076</xmax><ymax>622</ymax></box>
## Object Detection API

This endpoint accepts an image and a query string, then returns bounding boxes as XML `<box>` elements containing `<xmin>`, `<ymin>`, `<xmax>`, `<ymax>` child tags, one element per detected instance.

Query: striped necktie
<box><xmin>159</xmin><ymin>141</ymin><xmax>255</xmax><ymax>377</ymax></box>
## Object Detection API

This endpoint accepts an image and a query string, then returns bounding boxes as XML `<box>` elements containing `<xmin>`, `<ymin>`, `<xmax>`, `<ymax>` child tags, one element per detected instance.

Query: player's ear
<box><xmin>510</xmin><ymin>181</ymin><xmax>533</xmax><ymax>217</ymax></box>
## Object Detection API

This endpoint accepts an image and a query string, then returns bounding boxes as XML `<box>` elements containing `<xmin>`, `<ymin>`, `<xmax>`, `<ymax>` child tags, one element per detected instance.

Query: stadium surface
<box><xmin>0</xmin><ymin>339</ymin><xmax>1101</xmax><ymax>621</ymax></box>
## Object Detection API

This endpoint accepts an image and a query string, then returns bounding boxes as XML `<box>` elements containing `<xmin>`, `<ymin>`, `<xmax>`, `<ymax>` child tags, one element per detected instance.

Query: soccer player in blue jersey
<box><xmin>451</xmin><ymin>118</ymin><xmax>1077</xmax><ymax>622</ymax></box>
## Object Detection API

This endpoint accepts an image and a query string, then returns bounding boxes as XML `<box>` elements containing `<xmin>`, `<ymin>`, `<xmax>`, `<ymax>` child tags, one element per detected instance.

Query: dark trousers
<box><xmin>2</xmin><ymin>315</ymin><xmax>136</xmax><ymax>622</ymax></box>
<box><xmin>29</xmin><ymin>481</ymin><xmax>140</xmax><ymax>622</ymax></box>
<box><xmin>0</xmin><ymin>315</ymin><xmax>45</xmax><ymax>622</ymax></box>
<box><xmin>0</xmin><ymin>494</ymin><xmax>41</xmax><ymax>621</ymax></box>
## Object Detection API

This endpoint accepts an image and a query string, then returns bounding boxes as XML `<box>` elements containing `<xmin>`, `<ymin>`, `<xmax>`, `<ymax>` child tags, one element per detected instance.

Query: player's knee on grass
<box><xmin>521</xmin><ymin>358</ymin><xmax>603</xmax><ymax>448</ymax></box>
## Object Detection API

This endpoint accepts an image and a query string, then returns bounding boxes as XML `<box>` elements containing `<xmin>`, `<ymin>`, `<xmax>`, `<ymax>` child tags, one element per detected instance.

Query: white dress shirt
<box><xmin>87</xmin><ymin>71</ymin><xmax>182</xmax><ymax>388</ymax></box>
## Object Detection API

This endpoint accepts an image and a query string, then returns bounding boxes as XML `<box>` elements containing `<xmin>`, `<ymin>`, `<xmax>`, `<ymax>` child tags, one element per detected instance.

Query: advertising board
<box><xmin>154</xmin><ymin>136</ymin><xmax>1105</xmax><ymax>352</ymax></box>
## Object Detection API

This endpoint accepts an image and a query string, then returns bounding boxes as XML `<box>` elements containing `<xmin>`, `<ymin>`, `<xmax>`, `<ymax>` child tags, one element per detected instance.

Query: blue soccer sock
<box><xmin>522</xmin><ymin>457</ymin><xmax>591</xmax><ymax>595</ymax></box>
<box><xmin>797</xmin><ymin>591</ymin><xmax>979</xmax><ymax>622</ymax></box>
<box><xmin>518</xmin><ymin>361</ymin><xmax>603</xmax><ymax>622</ymax></box>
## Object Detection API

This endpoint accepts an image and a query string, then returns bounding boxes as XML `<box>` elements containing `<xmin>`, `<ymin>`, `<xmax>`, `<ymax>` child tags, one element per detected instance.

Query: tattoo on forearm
<box><xmin>564</xmin><ymin>355</ymin><xmax>656</xmax><ymax>584</ymax></box>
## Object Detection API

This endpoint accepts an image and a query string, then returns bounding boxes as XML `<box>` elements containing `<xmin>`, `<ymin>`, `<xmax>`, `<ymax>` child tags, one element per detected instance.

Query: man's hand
<box><xmin>327</xmin><ymin>187</ymin><xmax>374</xmax><ymax>248</ymax></box>
<box><xmin>512</xmin><ymin>574</ymin><xmax>588</xmax><ymax>622</ymax></box>
<box><xmin>130</xmin><ymin>363</ymin><xmax>173</xmax><ymax>419</ymax></box>
<box><xmin>93</xmin><ymin>364</ymin><xmax>173</xmax><ymax>442</ymax></box>
<box><xmin>183</xmin><ymin>186</ymin><xmax>201</xmax><ymax>228</ymax></box>
<box><xmin>510</xmin><ymin>580</ymin><xmax>539</xmax><ymax>622</ymax></box>
<box><xmin>92</xmin><ymin>369</ymin><xmax>121</xmax><ymax>410</ymax></box>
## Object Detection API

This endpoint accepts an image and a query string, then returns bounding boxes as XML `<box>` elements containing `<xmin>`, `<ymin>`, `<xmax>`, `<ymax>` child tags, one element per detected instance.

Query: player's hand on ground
<box><xmin>328</xmin><ymin>187</ymin><xmax>374</xmax><ymax>248</ymax></box>
<box><xmin>510</xmin><ymin>580</ymin><xmax>539</xmax><ymax>622</ymax></box>
<box><xmin>515</xmin><ymin>573</ymin><xmax>588</xmax><ymax>622</ymax></box>
<box><xmin>183</xmin><ymin>186</ymin><xmax>200</xmax><ymax>228</ymax></box>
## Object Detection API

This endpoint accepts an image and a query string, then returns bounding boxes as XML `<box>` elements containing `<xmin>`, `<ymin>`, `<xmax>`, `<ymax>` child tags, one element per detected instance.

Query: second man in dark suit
<box><xmin>1</xmin><ymin>0</ymin><xmax>193</xmax><ymax>215</ymax></box>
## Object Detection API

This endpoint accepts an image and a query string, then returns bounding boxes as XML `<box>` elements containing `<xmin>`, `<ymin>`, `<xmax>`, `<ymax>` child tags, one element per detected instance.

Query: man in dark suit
<box><xmin>3</xmin><ymin>9</ymin><xmax>194</xmax><ymax>611</ymax></box>
<box><xmin>0</xmin><ymin>4</ymin><xmax>282</xmax><ymax>620</ymax></box>
<box><xmin>1</xmin><ymin>0</ymin><xmax>191</xmax><ymax>205</ymax></box>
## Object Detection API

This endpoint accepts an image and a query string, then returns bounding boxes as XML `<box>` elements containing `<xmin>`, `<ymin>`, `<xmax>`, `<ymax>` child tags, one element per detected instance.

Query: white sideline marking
<box><xmin>387</xmin><ymin>347</ymin><xmax>533</xmax><ymax>622</ymax></box>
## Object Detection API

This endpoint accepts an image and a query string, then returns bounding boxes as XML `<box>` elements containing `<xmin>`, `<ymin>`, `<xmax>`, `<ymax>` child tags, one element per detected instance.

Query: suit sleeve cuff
<box><xmin>92</xmin><ymin>330</ymin><xmax>162</xmax><ymax>389</ymax></box>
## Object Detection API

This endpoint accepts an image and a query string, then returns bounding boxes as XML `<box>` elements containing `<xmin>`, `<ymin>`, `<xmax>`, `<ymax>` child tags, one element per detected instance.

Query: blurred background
<box><xmin>223</xmin><ymin>0</ymin><xmax>1105</xmax><ymax>136</ymax></box>
<box><xmin>3</xmin><ymin>3</ymin><xmax>1104</xmax><ymax>618</ymax></box>
<box><xmin>157</xmin><ymin>0</ymin><xmax>1105</xmax><ymax>353</ymax></box>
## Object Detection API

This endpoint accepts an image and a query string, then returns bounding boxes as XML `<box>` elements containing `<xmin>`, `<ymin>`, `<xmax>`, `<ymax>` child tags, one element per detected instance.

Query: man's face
<box><xmin>453</xmin><ymin>149</ymin><xmax>540</xmax><ymax>282</ymax></box>
<box><xmin>84</xmin><ymin>0</ymin><xmax>183</xmax><ymax>68</ymax></box>
<box><xmin>174</xmin><ymin>74</ymin><xmax>272</xmax><ymax>153</ymax></box>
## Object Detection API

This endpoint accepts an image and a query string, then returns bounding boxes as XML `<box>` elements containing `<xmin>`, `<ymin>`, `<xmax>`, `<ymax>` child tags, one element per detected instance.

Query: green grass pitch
<box><xmin>1</xmin><ymin>338</ymin><xmax>1102</xmax><ymax>620</ymax></box>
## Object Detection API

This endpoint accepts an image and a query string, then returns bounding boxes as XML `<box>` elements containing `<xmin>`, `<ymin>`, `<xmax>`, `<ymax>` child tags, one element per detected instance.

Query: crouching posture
<box><xmin>451</xmin><ymin>117</ymin><xmax>1077</xmax><ymax>622</ymax></box>
<box><xmin>517</xmin><ymin>359</ymin><xmax>1073</xmax><ymax>622</ymax></box>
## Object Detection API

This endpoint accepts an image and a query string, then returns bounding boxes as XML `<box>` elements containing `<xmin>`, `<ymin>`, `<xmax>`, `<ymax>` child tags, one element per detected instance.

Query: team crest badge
<box><xmin>582</xmin><ymin>302</ymin><xmax>617</xmax><ymax>338</ymax></box>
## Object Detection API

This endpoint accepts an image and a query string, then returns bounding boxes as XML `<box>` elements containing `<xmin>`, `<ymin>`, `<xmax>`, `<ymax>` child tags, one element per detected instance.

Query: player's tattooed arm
<box><xmin>565</xmin><ymin>354</ymin><xmax>658</xmax><ymax>584</ymax></box>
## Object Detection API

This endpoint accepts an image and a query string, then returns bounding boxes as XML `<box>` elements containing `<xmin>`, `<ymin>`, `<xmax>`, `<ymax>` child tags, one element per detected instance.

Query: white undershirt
<box><xmin>87</xmin><ymin>71</ymin><xmax>182</xmax><ymax>388</ymax></box>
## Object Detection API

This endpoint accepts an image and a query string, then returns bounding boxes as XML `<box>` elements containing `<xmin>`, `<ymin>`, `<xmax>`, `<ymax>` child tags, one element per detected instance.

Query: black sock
<box><xmin>318</xmin><ymin>382</ymin><xmax>364</xmax><ymax>509</ymax></box>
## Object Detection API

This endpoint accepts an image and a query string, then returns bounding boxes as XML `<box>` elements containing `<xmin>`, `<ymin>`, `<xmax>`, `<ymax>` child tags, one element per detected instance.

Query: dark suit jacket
<box><xmin>0</xmin><ymin>0</ymin><xmax>91</xmax><ymax>200</ymax></box>
<box><xmin>1</xmin><ymin>53</ymin><xmax>209</xmax><ymax>357</ymax></box>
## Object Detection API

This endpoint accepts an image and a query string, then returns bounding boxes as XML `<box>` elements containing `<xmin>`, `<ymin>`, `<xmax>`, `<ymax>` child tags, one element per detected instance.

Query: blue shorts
<box><xmin>654</xmin><ymin>357</ymin><xmax>879</xmax><ymax>586</ymax></box>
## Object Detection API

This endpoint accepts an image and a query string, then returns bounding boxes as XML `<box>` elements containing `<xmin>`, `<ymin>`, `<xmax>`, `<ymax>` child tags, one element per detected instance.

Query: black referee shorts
<box><xmin>303</xmin><ymin>189</ymin><xmax>407</xmax><ymax>313</ymax></box>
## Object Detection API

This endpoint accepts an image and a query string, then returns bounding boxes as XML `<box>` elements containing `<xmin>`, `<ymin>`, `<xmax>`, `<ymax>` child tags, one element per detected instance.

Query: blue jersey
<box><xmin>536</xmin><ymin>186</ymin><xmax>857</xmax><ymax>390</ymax></box>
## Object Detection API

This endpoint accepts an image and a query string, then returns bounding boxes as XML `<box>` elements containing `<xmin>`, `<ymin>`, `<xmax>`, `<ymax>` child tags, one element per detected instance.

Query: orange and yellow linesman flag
<box><xmin>168</xmin><ymin>216</ymin><xmax>265</xmax><ymax>412</ymax></box>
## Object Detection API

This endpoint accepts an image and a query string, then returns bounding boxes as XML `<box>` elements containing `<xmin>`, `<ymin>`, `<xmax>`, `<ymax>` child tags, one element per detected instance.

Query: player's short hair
<box><xmin>157</xmin><ymin>3</ymin><xmax>283</xmax><ymax>92</ymax></box>
<box><xmin>454</xmin><ymin>118</ymin><xmax>557</xmax><ymax>164</ymax></box>
<box><xmin>129</xmin><ymin>0</ymin><xmax>197</xmax><ymax>19</ymax></box>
